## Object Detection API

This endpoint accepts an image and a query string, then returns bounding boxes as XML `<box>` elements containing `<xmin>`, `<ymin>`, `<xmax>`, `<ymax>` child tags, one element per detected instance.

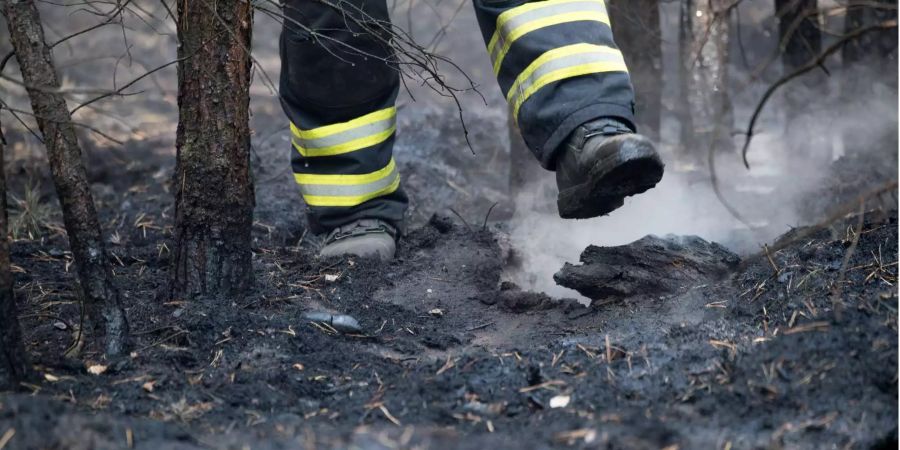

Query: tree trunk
<box><xmin>776</xmin><ymin>0</ymin><xmax>821</xmax><ymax>70</ymax></box>
<box><xmin>0</xmin><ymin>124</ymin><xmax>30</xmax><ymax>390</ymax></box>
<box><xmin>1</xmin><ymin>0</ymin><xmax>127</xmax><ymax>357</ymax></box>
<box><xmin>170</xmin><ymin>0</ymin><xmax>254</xmax><ymax>300</ymax></box>
<box><xmin>508</xmin><ymin>110</ymin><xmax>544</xmax><ymax>196</ymax></box>
<box><xmin>678</xmin><ymin>0</ymin><xmax>733</xmax><ymax>162</ymax></box>
<box><xmin>841</xmin><ymin>0</ymin><xmax>898</xmax><ymax>156</ymax></box>
<box><xmin>608</xmin><ymin>0</ymin><xmax>663</xmax><ymax>141</ymax></box>
<box><xmin>842</xmin><ymin>0</ymin><xmax>898</xmax><ymax>66</ymax></box>
<box><xmin>776</xmin><ymin>0</ymin><xmax>829</xmax><ymax>166</ymax></box>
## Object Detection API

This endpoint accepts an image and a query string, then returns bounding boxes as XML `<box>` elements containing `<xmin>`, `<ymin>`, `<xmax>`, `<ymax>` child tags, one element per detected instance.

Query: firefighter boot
<box><xmin>319</xmin><ymin>219</ymin><xmax>397</xmax><ymax>261</ymax></box>
<box><xmin>555</xmin><ymin>118</ymin><xmax>665</xmax><ymax>219</ymax></box>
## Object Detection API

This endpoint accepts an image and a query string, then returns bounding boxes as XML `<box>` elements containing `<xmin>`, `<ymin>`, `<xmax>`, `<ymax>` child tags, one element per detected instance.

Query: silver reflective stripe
<box><xmin>298</xmin><ymin>166</ymin><xmax>399</xmax><ymax>198</ymax></box>
<box><xmin>297</xmin><ymin>115</ymin><xmax>395</xmax><ymax>150</ymax></box>
<box><xmin>490</xmin><ymin>0</ymin><xmax>607</xmax><ymax>64</ymax></box>
<box><xmin>508</xmin><ymin>49</ymin><xmax>622</xmax><ymax>101</ymax></box>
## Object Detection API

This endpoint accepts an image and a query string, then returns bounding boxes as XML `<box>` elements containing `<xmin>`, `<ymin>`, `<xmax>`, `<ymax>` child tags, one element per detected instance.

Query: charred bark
<box><xmin>678</xmin><ymin>0</ymin><xmax>734</xmax><ymax>161</ymax></box>
<box><xmin>170</xmin><ymin>0</ymin><xmax>255</xmax><ymax>299</ymax></box>
<box><xmin>0</xmin><ymin>125</ymin><xmax>30</xmax><ymax>390</ymax></box>
<box><xmin>608</xmin><ymin>0</ymin><xmax>663</xmax><ymax>141</ymax></box>
<box><xmin>1</xmin><ymin>0</ymin><xmax>127</xmax><ymax>357</ymax></box>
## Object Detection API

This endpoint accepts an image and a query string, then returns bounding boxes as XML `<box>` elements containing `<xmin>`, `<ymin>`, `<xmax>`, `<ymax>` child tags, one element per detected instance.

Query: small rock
<box><xmin>549</xmin><ymin>395</ymin><xmax>571</xmax><ymax>408</ymax></box>
<box><xmin>53</xmin><ymin>321</ymin><xmax>67</xmax><ymax>330</ymax></box>
<box><xmin>87</xmin><ymin>364</ymin><xmax>108</xmax><ymax>375</ymax></box>
<box><xmin>777</xmin><ymin>271</ymin><xmax>793</xmax><ymax>283</ymax></box>
<box><xmin>429</xmin><ymin>308</ymin><xmax>444</xmax><ymax>317</ymax></box>
<box><xmin>303</xmin><ymin>311</ymin><xmax>362</xmax><ymax>334</ymax></box>
<box><xmin>330</xmin><ymin>315</ymin><xmax>361</xmax><ymax>334</ymax></box>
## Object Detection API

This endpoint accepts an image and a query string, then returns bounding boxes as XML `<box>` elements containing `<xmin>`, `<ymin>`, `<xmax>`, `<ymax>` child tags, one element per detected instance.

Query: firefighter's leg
<box><xmin>280</xmin><ymin>0</ymin><xmax>405</xmax><ymax>259</ymax></box>
<box><xmin>473</xmin><ymin>0</ymin><xmax>664</xmax><ymax>218</ymax></box>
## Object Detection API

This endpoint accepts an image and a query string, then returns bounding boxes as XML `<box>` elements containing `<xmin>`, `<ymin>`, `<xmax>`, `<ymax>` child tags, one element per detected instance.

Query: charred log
<box><xmin>170</xmin><ymin>0</ymin><xmax>255</xmax><ymax>300</ymax></box>
<box><xmin>1</xmin><ymin>0</ymin><xmax>128</xmax><ymax>356</ymax></box>
<box><xmin>554</xmin><ymin>235</ymin><xmax>739</xmax><ymax>301</ymax></box>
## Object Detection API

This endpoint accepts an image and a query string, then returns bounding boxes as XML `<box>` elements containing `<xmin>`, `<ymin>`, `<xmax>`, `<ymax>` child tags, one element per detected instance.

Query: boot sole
<box><xmin>557</xmin><ymin>139</ymin><xmax>664</xmax><ymax>219</ymax></box>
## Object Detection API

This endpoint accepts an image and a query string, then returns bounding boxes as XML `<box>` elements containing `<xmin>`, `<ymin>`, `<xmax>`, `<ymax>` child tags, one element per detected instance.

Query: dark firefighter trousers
<box><xmin>280</xmin><ymin>0</ymin><xmax>636</xmax><ymax>233</ymax></box>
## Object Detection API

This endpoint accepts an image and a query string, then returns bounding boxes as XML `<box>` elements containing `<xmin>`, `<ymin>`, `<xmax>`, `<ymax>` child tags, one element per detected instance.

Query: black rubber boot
<box><xmin>319</xmin><ymin>219</ymin><xmax>398</xmax><ymax>261</ymax></box>
<box><xmin>555</xmin><ymin>118</ymin><xmax>664</xmax><ymax>219</ymax></box>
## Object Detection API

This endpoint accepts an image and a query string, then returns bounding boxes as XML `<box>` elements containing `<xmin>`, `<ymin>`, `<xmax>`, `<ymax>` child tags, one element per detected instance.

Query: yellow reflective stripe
<box><xmin>487</xmin><ymin>0</ymin><xmax>609</xmax><ymax>75</ymax></box>
<box><xmin>291</xmin><ymin>107</ymin><xmax>395</xmax><ymax>140</ymax></box>
<box><xmin>302</xmin><ymin>175</ymin><xmax>401</xmax><ymax>207</ymax></box>
<box><xmin>294</xmin><ymin>158</ymin><xmax>396</xmax><ymax>186</ymax></box>
<box><xmin>508</xmin><ymin>45</ymin><xmax>627</xmax><ymax>119</ymax></box>
<box><xmin>292</xmin><ymin>125</ymin><xmax>396</xmax><ymax>157</ymax></box>
<box><xmin>512</xmin><ymin>62</ymin><xmax>627</xmax><ymax>118</ymax></box>
<box><xmin>491</xmin><ymin>12</ymin><xmax>609</xmax><ymax>75</ymax></box>
<box><xmin>494</xmin><ymin>0</ymin><xmax>599</xmax><ymax>31</ymax></box>
<box><xmin>290</xmin><ymin>107</ymin><xmax>396</xmax><ymax>157</ymax></box>
<box><xmin>294</xmin><ymin>157</ymin><xmax>401</xmax><ymax>207</ymax></box>
<box><xmin>506</xmin><ymin>43</ymin><xmax>619</xmax><ymax>100</ymax></box>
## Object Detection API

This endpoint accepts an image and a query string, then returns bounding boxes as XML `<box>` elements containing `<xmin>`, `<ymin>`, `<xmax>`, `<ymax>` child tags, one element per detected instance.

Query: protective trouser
<box><xmin>280</xmin><ymin>0</ymin><xmax>635</xmax><ymax>233</ymax></box>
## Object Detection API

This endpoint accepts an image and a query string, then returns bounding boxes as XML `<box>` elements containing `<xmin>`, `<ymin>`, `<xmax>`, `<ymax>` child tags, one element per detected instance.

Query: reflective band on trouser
<box><xmin>507</xmin><ymin>43</ymin><xmax>627</xmax><ymax>120</ymax></box>
<box><xmin>487</xmin><ymin>0</ymin><xmax>609</xmax><ymax>75</ymax></box>
<box><xmin>291</xmin><ymin>107</ymin><xmax>397</xmax><ymax>157</ymax></box>
<box><xmin>294</xmin><ymin>158</ymin><xmax>401</xmax><ymax>207</ymax></box>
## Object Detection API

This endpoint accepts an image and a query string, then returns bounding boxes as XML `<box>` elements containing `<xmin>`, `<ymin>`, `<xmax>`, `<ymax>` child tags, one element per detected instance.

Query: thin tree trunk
<box><xmin>508</xmin><ymin>110</ymin><xmax>544</xmax><ymax>196</ymax></box>
<box><xmin>679</xmin><ymin>0</ymin><xmax>733</xmax><ymax>162</ymax></box>
<box><xmin>843</xmin><ymin>0</ymin><xmax>898</xmax><ymax>66</ymax></box>
<box><xmin>841</xmin><ymin>0</ymin><xmax>898</xmax><ymax>156</ymax></box>
<box><xmin>608</xmin><ymin>0</ymin><xmax>663</xmax><ymax>141</ymax></box>
<box><xmin>170</xmin><ymin>0</ymin><xmax>255</xmax><ymax>299</ymax></box>
<box><xmin>776</xmin><ymin>0</ymin><xmax>829</xmax><ymax>165</ymax></box>
<box><xmin>0</xmin><ymin>124</ymin><xmax>30</xmax><ymax>390</ymax></box>
<box><xmin>776</xmin><ymin>0</ymin><xmax>821</xmax><ymax>70</ymax></box>
<box><xmin>1</xmin><ymin>0</ymin><xmax>127</xmax><ymax>357</ymax></box>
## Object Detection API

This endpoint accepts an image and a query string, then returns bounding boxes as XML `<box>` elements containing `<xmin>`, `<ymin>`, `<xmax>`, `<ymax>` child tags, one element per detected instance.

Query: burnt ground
<box><xmin>0</xmin><ymin>4</ymin><xmax>897</xmax><ymax>448</ymax></box>
<box><xmin>0</xmin><ymin>121</ymin><xmax>896</xmax><ymax>450</ymax></box>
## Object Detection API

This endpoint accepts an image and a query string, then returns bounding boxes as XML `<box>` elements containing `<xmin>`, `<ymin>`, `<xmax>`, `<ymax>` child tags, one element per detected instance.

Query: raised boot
<box><xmin>555</xmin><ymin>118</ymin><xmax>664</xmax><ymax>219</ymax></box>
<box><xmin>319</xmin><ymin>219</ymin><xmax>397</xmax><ymax>261</ymax></box>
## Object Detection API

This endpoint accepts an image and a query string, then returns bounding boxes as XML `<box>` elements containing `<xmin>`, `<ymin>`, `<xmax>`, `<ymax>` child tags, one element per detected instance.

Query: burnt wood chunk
<box><xmin>554</xmin><ymin>235</ymin><xmax>740</xmax><ymax>301</ymax></box>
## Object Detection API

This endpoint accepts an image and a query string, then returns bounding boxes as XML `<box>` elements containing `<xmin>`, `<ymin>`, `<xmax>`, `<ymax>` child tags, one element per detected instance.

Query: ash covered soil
<box><xmin>0</xmin><ymin>128</ymin><xmax>897</xmax><ymax>450</ymax></box>
<box><xmin>1</xmin><ymin>3</ymin><xmax>897</xmax><ymax>448</ymax></box>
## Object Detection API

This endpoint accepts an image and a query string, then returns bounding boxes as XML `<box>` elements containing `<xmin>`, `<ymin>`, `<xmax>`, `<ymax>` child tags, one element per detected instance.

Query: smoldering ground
<box><xmin>502</xmin><ymin>9</ymin><xmax>899</xmax><ymax>300</ymax></box>
<box><xmin>0</xmin><ymin>1</ymin><xmax>897</xmax><ymax>449</ymax></box>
